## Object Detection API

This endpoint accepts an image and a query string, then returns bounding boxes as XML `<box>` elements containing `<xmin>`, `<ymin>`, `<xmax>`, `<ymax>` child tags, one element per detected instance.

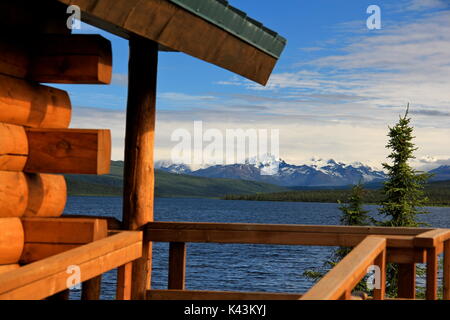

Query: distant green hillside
<box><xmin>224</xmin><ymin>180</ymin><xmax>450</xmax><ymax>206</ymax></box>
<box><xmin>65</xmin><ymin>161</ymin><xmax>288</xmax><ymax>198</ymax></box>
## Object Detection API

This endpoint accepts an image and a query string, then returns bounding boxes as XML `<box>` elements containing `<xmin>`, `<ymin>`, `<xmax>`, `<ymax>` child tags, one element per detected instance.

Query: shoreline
<box><xmin>67</xmin><ymin>194</ymin><xmax>450</xmax><ymax>208</ymax></box>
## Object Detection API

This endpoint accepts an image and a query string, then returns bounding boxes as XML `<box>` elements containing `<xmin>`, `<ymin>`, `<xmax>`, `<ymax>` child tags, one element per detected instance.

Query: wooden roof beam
<box><xmin>55</xmin><ymin>0</ymin><xmax>284</xmax><ymax>85</ymax></box>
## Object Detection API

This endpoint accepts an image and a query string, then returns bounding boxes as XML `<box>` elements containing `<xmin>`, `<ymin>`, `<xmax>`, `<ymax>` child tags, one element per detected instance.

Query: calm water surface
<box><xmin>63</xmin><ymin>197</ymin><xmax>450</xmax><ymax>299</ymax></box>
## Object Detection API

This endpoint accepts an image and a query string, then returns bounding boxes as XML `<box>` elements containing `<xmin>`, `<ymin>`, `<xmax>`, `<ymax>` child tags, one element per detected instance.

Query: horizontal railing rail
<box><xmin>145</xmin><ymin>222</ymin><xmax>420</xmax><ymax>248</ymax></box>
<box><xmin>144</xmin><ymin>221</ymin><xmax>450</xmax><ymax>300</ymax></box>
<box><xmin>301</xmin><ymin>236</ymin><xmax>386</xmax><ymax>300</ymax></box>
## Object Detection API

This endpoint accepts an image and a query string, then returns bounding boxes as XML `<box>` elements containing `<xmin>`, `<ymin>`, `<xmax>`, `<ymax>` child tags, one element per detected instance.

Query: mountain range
<box><xmin>64</xmin><ymin>160</ymin><xmax>450</xmax><ymax>198</ymax></box>
<box><xmin>156</xmin><ymin>157</ymin><xmax>387</xmax><ymax>187</ymax></box>
<box><xmin>156</xmin><ymin>157</ymin><xmax>450</xmax><ymax>187</ymax></box>
<box><xmin>65</xmin><ymin>161</ymin><xmax>288</xmax><ymax>198</ymax></box>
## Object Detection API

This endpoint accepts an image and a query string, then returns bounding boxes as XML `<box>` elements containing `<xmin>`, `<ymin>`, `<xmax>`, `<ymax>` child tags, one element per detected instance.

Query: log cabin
<box><xmin>0</xmin><ymin>0</ymin><xmax>448</xmax><ymax>301</ymax></box>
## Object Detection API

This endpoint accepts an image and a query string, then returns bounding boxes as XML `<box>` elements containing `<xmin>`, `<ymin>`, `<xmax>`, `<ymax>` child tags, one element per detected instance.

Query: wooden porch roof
<box><xmin>55</xmin><ymin>0</ymin><xmax>287</xmax><ymax>85</ymax></box>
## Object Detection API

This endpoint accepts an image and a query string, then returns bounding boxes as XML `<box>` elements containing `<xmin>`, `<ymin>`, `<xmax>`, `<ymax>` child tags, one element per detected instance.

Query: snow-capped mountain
<box><xmin>155</xmin><ymin>161</ymin><xmax>192</xmax><ymax>175</ymax></box>
<box><xmin>156</xmin><ymin>157</ymin><xmax>387</xmax><ymax>187</ymax></box>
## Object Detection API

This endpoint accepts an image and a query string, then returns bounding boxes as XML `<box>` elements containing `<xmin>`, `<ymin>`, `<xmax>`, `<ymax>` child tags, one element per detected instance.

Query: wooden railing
<box><xmin>145</xmin><ymin>222</ymin><xmax>450</xmax><ymax>300</ymax></box>
<box><xmin>301</xmin><ymin>236</ymin><xmax>386</xmax><ymax>300</ymax></box>
<box><xmin>0</xmin><ymin>230</ymin><xmax>142</xmax><ymax>300</ymax></box>
<box><xmin>1</xmin><ymin>218</ymin><xmax>450</xmax><ymax>300</ymax></box>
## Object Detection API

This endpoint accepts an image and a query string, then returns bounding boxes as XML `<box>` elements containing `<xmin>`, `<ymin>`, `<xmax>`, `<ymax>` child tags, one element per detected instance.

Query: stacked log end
<box><xmin>0</xmin><ymin>75</ymin><xmax>72</xmax><ymax>128</ymax></box>
<box><xmin>0</xmin><ymin>30</ymin><xmax>113</xmax><ymax>271</ymax></box>
<box><xmin>0</xmin><ymin>218</ymin><xmax>24</xmax><ymax>273</ymax></box>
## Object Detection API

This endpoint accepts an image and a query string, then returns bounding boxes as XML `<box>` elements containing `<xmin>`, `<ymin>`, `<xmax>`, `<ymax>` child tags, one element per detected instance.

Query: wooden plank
<box><xmin>147</xmin><ymin>221</ymin><xmax>430</xmax><ymax>235</ymax></box>
<box><xmin>146</xmin><ymin>228</ymin><xmax>415</xmax><ymax>248</ymax></box>
<box><xmin>122</xmin><ymin>38</ymin><xmax>157</xmax><ymax>300</ymax></box>
<box><xmin>426</xmin><ymin>247</ymin><xmax>438</xmax><ymax>300</ymax></box>
<box><xmin>24</xmin><ymin>128</ymin><xmax>111</xmax><ymax>175</ymax></box>
<box><xmin>0</xmin><ymin>125</ymin><xmax>111</xmax><ymax>174</ymax></box>
<box><xmin>0</xmin><ymin>172</ymin><xmax>66</xmax><ymax>218</ymax></box>
<box><xmin>60</xmin><ymin>215</ymin><xmax>122</xmax><ymax>230</ymax></box>
<box><xmin>0</xmin><ymin>218</ymin><xmax>24</xmax><ymax>264</ymax></box>
<box><xmin>387</xmin><ymin>248</ymin><xmax>426</xmax><ymax>264</ymax></box>
<box><xmin>301</xmin><ymin>237</ymin><xmax>386</xmax><ymax>300</ymax></box>
<box><xmin>30</xmin><ymin>35</ymin><xmax>112</xmax><ymax>84</ymax></box>
<box><xmin>20</xmin><ymin>217</ymin><xmax>108</xmax><ymax>263</ymax></box>
<box><xmin>373</xmin><ymin>250</ymin><xmax>386</xmax><ymax>300</ymax></box>
<box><xmin>0</xmin><ymin>34</ymin><xmax>110</xmax><ymax>84</ymax></box>
<box><xmin>414</xmin><ymin>229</ymin><xmax>450</xmax><ymax>248</ymax></box>
<box><xmin>0</xmin><ymin>264</ymin><xmax>20</xmax><ymax>275</ymax></box>
<box><xmin>22</xmin><ymin>217</ymin><xmax>108</xmax><ymax>244</ymax></box>
<box><xmin>398</xmin><ymin>264</ymin><xmax>416</xmax><ymax>299</ymax></box>
<box><xmin>0</xmin><ymin>231</ymin><xmax>142</xmax><ymax>299</ymax></box>
<box><xmin>2</xmin><ymin>241</ymin><xmax>141</xmax><ymax>300</ymax></box>
<box><xmin>168</xmin><ymin>242</ymin><xmax>186</xmax><ymax>290</ymax></box>
<box><xmin>20</xmin><ymin>243</ymin><xmax>79</xmax><ymax>264</ymax></box>
<box><xmin>0</xmin><ymin>74</ymin><xmax>71</xmax><ymax>128</ymax></box>
<box><xmin>116</xmin><ymin>262</ymin><xmax>133</xmax><ymax>300</ymax></box>
<box><xmin>147</xmin><ymin>290</ymin><xmax>303</xmax><ymax>300</ymax></box>
<box><xmin>56</xmin><ymin>0</ymin><xmax>278</xmax><ymax>85</ymax></box>
<box><xmin>444</xmin><ymin>240</ymin><xmax>450</xmax><ymax>300</ymax></box>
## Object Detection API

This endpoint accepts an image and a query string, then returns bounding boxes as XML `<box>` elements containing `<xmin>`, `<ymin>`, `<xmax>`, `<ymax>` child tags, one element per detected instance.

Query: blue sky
<box><xmin>57</xmin><ymin>0</ymin><xmax>450</xmax><ymax>169</ymax></box>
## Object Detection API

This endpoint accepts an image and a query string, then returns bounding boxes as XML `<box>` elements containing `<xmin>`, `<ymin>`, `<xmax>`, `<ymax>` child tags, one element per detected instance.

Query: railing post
<box><xmin>398</xmin><ymin>263</ymin><xmax>416</xmax><ymax>299</ymax></box>
<box><xmin>116</xmin><ymin>262</ymin><xmax>133</xmax><ymax>300</ymax></box>
<box><xmin>444</xmin><ymin>240</ymin><xmax>450</xmax><ymax>300</ymax></box>
<box><xmin>426</xmin><ymin>247</ymin><xmax>438</xmax><ymax>300</ymax></box>
<box><xmin>82</xmin><ymin>276</ymin><xmax>102</xmax><ymax>300</ymax></box>
<box><xmin>373</xmin><ymin>249</ymin><xmax>386</xmax><ymax>300</ymax></box>
<box><xmin>168</xmin><ymin>242</ymin><xmax>187</xmax><ymax>290</ymax></box>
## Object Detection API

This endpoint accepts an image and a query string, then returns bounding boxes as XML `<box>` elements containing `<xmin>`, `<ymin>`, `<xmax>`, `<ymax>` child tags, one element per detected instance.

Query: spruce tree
<box><xmin>304</xmin><ymin>183</ymin><xmax>370</xmax><ymax>292</ymax></box>
<box><xmin>378</xmin><ymin>104</ymin><xmax>431</xmax><ymax>297</ymax></box>
<box><xmin>379</xmin><ymin>105</ymin><xmax>431</xmax><ymax>227</ymax></box>
<box><xmin>339</xmin><ymin>183</ymin><xmax>369</xmax><ymax>227</ymax></box>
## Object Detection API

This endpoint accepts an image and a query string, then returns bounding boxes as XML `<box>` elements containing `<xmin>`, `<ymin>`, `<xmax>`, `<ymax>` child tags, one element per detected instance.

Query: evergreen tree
<box><xmin>339</xmin><ymin>183</ymin><xmax>369</xmax><ymax>227</ymax></box>
<box><xmin>332</xmin><ymin>183</ymin><xmax>370</xmax><ymax>265</ymax></box>
<box><xmin>304</xmin><ymin>183</ymin><xmax>370</xmax><ymax>293</ymax></box>
<box><xmin>379</xmin><ymin>104</ymin><xmax>431</xmax><ymax>227</ymax></box>
<box><xmin>378</xmin><ymin>104</ymin><xmax>431</xmax><ymax>297</ymax></box>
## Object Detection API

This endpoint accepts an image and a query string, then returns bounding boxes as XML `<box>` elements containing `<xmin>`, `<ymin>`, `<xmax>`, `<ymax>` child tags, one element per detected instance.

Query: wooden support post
<box><xmin>116</xmin><ymin>262</ymin><xmax>133</xmax><ymax>300</ymax></box>
<box><xmin>121</xmin><ymin>38</ymin><xmax>158</xmax><ymax>300</ymax></box>
<box><xmin>373</xmin><ymin>250</ymin><xmax>386</xmax><ymax>300</ymax></box>
<box><xmin>80</xmin><ymin>218</ymin><xmax>107</xmax><ymax>301</ymax></box>
<box><xmin>398</xmin><ymin>263</ymin><xmax>416</xmax><ymax>299</ymax></box>
<box><xmin>444</xmin><ymin>240</ymin><xmax>450</xmax><ymax>300</ymax></box>
<box><xmin>168</xmin><ymin>242</ymin><xmax>187</xmax><ymax>290</ymax></box>
<box><xmin>426</xmin><ymin>247</ymin><xmax>438</xmax><ymax>300</ymax></box>
<box><xmin>81</xmin><ymin>276</ymin><xmax>102</xmax><ymax>300</ymax></box>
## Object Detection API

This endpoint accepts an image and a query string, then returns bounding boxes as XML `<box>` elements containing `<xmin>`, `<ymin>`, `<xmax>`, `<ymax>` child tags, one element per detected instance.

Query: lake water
<box><xmin>63</xmin><ymin>197</ymin><xmax>450</xmax><ymax>300</ymax></box>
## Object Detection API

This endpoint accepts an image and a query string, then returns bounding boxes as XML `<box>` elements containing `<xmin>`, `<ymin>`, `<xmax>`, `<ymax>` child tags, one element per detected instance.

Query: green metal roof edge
<box><xmin>168</xmin><ymin>0</ymin><xmax>287</xmax><ymax>59</ymax></box>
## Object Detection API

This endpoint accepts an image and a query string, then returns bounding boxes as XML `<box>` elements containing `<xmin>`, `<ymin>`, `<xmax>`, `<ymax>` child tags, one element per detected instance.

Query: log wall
<box><xmin>0</xmin><ymin>3</ymin><xmax>113</xmax><ymax>272</ymax></box>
